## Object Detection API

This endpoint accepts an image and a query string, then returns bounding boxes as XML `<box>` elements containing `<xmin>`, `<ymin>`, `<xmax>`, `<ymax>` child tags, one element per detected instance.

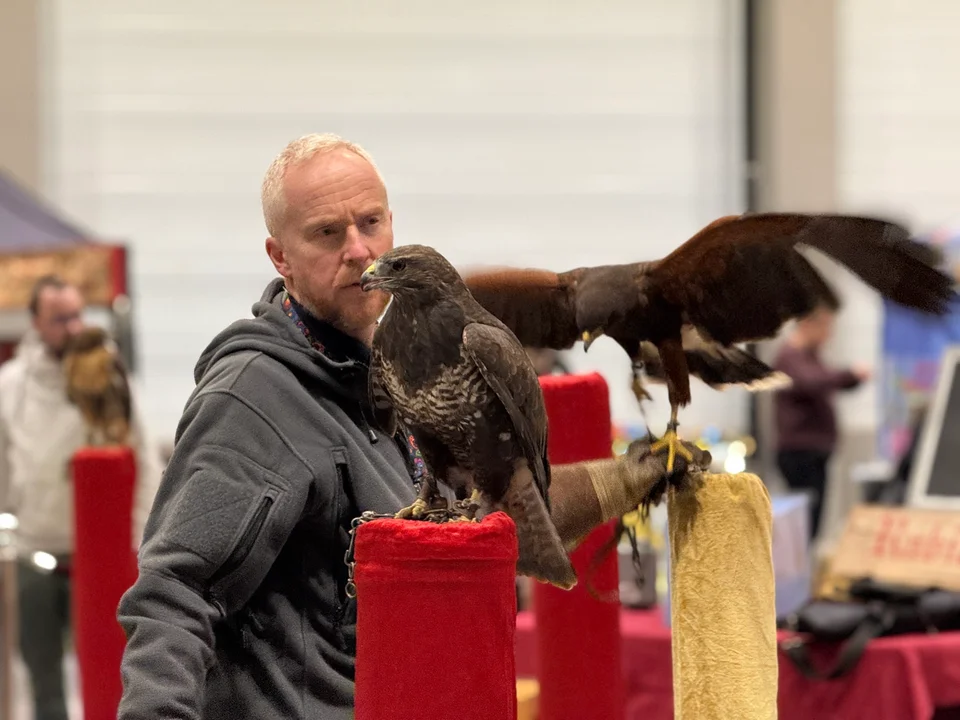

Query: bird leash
<box><xmin>343</xmin><ymin>505</ymin><xmax>473</xmax><ymax>599</ymax></box>
<box><xmin>343</xmin><ymin>511</ymin><xmax>394</xmax><ymax>599</ymax></box>
<box><xmin>583</xmin><ymin>503</ymin><xmax>656</xmax><ymax>604</ymax></box>
<box><xmin>583</xmin><ymin>362</ymin><xmax>658</xmax><ymax>603</ymax></box>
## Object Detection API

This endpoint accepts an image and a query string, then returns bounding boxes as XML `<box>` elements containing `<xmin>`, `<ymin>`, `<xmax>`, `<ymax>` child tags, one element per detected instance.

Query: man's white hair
<box><xmin>261</xmin><ymin>133</ymin><xmax>385</xmax><ymax>238</ymax></box>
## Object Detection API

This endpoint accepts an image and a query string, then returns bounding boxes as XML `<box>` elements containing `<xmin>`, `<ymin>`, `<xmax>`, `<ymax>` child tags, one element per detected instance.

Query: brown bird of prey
<box><xmin>463</xmin><ymin>212</ymin><xmax>956</xmax><ymax>473</ymax></box>
<box><xmin>359</xmin><ymin>244</ymin><xmax>577</xmax><ymax>589</ymax></box>
<box><xmin>62</xmin><ymin>326</ymin><xmax>133</xmax><ymax>447</ymax></box>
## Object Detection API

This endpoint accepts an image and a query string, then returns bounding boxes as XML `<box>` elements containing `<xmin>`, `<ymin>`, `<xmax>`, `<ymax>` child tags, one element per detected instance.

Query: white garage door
<box><xmin>43</xmin><ymin>0</ymin><xmax>746</xmax><ymax>443</ymax></box>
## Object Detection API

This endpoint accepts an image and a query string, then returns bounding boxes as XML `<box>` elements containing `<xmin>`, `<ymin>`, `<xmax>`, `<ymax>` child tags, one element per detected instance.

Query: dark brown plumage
<box><xmin>62</xmin><ymin>326</ymin><xmax>133</xmax><ymax>447</ymax></box>
<box><xmin>463</xmin><ymin>212</ymin><xmax>956</xmax><ymax>471</ymax></box>
<box><xmin>359</xmin><ymin>244</ymin><xmax>576</xmax><ymax>589</ymax></box>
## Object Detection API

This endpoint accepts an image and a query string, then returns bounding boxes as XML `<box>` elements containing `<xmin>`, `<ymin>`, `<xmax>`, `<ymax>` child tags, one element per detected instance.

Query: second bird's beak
<box><xmin>582</xmin><ymin>330</ymin><xmax>600</xmax><ymax>351</ymax></box>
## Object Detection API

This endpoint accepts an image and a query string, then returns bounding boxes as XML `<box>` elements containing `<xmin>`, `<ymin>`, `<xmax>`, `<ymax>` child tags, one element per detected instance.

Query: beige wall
<box><xmin>755</xmin><ymin>0</ymin><xmax>837</xmax><ymax>214</ymax></box>
<box><xmin>42</xmin><ymin>1</ymin><xmax>744</xmax><ymax>440</ymax></box>
<box><xmin>0</xmin><ymin>0</ymin><xmax>40</xmax><ymax>192</ymax></box>
<box><xmin>753</xmin><ymin>0</ymin><xmax>869</xmax><ymax>549</ymax></box>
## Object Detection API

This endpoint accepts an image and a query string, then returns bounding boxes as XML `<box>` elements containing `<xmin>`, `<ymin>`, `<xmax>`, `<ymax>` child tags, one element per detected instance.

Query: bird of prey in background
<box><xmin>62</xmin><ymin>326</ymin><xmax>133</xmax><ymax>446</ymax></box>
<box><xmin>462</xmin><ymin>212</ymin><xmax>956</xmax><ymax>473</ymax></box>
<box><xmin>359</xmin><ymin>244</ymin><xmax>577</xmax><ymax>590</ymax></box>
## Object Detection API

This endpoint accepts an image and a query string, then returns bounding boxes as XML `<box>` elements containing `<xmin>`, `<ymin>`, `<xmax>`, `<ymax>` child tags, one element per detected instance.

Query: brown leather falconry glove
<box><xmin>547</xmin><ymin>437</ymin><xmax>713</xmax><ymax>551</ymax></box>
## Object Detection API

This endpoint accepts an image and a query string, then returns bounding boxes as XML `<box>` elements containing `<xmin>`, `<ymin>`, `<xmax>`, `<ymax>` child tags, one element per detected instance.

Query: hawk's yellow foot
<box><xmin>648</xmin><ymin>425</ymin><xmax>695</xmax><ymax>474</ymax></box>
<box><xmin>453</xmin><ymin>488</ymin><xmax>483</xmax><ymax>522</ymax></box>
<box><xmin>394</xmin><ymin>497</ymin><xmax>430</xmax><ymax>519</ymax></box>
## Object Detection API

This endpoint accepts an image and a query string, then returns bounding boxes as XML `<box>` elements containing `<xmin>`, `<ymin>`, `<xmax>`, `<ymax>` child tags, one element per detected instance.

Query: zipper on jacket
<box><xmin>335</xmin><ymin>459</ymin><xmax>348</xmax><ymax>490</ymax></box>
<box><xmin>333</xmin><ymin>459</ymin><xmax>352</xmax><ymax>650</ymax></box>
<box><xmin>208</xmin><ymin>494</ymin><xmax>274</xmax><ymax>589</ymax></box>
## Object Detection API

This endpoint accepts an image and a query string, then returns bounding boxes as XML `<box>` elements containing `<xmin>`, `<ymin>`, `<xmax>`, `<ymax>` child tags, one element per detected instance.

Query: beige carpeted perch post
<box><xmin>668</xmin><ymin>472</ymin><xmax>779</xmax><ymax>720</ymax></box>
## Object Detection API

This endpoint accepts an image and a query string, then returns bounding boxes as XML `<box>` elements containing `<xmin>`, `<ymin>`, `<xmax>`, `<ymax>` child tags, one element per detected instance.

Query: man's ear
<box><xmin>265</xmin><ymin>237</ymin><xmax>290</xmax><ymax>276</ymax></box>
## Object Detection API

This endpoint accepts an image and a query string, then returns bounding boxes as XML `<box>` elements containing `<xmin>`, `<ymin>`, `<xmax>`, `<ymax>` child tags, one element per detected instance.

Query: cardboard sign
<box><xmin>0</xmin><ymin>244</ymin><xmax>126</xmax><ymax>310</ymax></box>
<box><xmin>827</xmin><ymin>504</ymin><xmax>960</xmax><ymax>592</ymax></box>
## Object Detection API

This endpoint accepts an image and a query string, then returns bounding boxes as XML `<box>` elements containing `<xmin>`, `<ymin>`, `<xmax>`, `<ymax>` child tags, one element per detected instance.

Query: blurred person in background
<box><xmin>773</xmin><ymin>297</ymin><xmax>871</xmax><ymax>542</ymax></box>
<box><xmin>0</xmin><ymin>274</ymin><xmax>163</xmax><ymax>720</ymax></box>
<box><xmin>115</xmin><ymin>133</ymin><xmax>708</xmax><ymax>720</ymax></box>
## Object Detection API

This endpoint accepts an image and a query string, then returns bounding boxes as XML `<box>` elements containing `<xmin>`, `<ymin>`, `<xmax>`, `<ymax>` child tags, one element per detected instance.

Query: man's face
<box><xmin>265</xmin><ymin>148</ymin><xmax>393</xmax><ymax>341</ymax></box>
<box><xmin>32</xmin><ymin>286</ymin><xmax>85</xmax><ymax>358</ymax></box>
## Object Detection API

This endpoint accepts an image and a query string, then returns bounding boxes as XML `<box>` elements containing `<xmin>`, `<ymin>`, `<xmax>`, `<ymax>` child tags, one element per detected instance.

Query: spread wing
<box><xmin>461</xmin><ymin>322</ymin><xmax>551</xmax><ymax>504</ymax></box>
<box><xmin>462</xmin><ymin>267</ymin><xmax>586</xmax><ymax>350</ymax></box>
<box><xmin>648</xmin><ymin>212</ymin><xmax>955</xmax><ymax>346</ymax></box>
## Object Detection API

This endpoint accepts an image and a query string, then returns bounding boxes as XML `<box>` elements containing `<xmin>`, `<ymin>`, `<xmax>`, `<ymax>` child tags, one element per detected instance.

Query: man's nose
<box><xmin>343</xmin><ymin>225</ymin><xmax>372</xmax><ymax>263</ymax></box>
<box><xmin>66</xmin><ymin>318</ymin><xmax>84</xmax><ymax>335</ymax></box>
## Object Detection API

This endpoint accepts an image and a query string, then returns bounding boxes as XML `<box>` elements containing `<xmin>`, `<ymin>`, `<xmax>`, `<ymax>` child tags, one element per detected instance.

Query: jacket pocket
<box><xmin>209</xmin><ymin>489</ymin><xmax>277</xmax><ymax>591</ymax></box>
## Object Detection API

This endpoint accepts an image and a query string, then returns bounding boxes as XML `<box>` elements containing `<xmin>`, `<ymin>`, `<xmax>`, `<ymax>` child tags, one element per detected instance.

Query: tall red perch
<box><xmin>354</xmin><ymin>510</ymin><xmax>520</xmax><ymax>720</ymax></box>
<box><xmin>534</xmin><ymin>372</ymin><xmax>625</xmax><ymax>720</ymax></box>
<box><xmin>71</xmin><ymin>446</ymin><xmax>138</xmax><ymax>720</ymax></box>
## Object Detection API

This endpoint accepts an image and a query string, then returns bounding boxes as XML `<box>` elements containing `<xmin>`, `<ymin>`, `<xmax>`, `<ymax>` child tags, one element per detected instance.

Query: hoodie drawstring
<box><xmin>357</xmin><ymin>403</ymin><xmax>378</xmax><ymax>445</ymax></box>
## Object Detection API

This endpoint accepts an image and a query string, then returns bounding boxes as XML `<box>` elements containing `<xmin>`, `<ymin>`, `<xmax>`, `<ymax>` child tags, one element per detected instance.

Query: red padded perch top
<box><xmin>535</xmin><ymin>372</ymin><xmax>625</xmax><ymax>720</ymax></box>
<box><xmin>71</xmin><ymin>446</ymin><xmax>138</xmax><ymax>720</ymax></box>
<box><xmin>540</xmin><ymin>373</ymin><xmax>614</xmax><ymax>463</ymax></box>
<box><xmin>354</xmin><ymin>510</ymin><xmax>520</xmax><ymax>720</ymax></box>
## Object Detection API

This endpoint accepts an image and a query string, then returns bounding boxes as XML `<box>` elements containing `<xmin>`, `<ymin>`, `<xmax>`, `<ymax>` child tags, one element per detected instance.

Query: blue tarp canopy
<box><xmin>0</xmin><ymin>170</ymin><xmax>91</xmax><ymax>252</ymax></box>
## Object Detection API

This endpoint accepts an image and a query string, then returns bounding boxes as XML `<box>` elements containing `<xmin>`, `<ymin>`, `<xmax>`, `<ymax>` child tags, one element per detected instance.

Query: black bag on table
<box><xmin>777</xmin><ymin>577</ymin><xmax>960</xmax><ymax>680</ymax></box>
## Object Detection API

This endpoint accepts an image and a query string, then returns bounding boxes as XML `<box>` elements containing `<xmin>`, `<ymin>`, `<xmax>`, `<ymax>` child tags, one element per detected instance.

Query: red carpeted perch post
<box><xmin>354</xmin><ymin>510</ymin><xmax>520</xmax><ymax>720</ymax></box>
<box><xmin>534</xmin><ymin>373</ymin><xmax>625</xmax><ymax>720</ymax></box>
<box><xmin>70</xmin><ymin>446</ymin><xmax>138</xmax><ymax>720</ymax></box>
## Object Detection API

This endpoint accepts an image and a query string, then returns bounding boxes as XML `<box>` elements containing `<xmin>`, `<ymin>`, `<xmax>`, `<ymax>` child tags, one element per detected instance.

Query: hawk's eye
<box><xmin>391</xmin><ymin>259</ymin><xmax>406</xmax><ymax>272</ymax></box>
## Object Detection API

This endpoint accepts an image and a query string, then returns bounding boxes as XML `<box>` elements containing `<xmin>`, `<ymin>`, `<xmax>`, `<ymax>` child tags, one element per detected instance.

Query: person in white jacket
<box><xmin>0</xmin><ymin>275</ymin><xmax>162</xmax><ymax>720</ymax></box>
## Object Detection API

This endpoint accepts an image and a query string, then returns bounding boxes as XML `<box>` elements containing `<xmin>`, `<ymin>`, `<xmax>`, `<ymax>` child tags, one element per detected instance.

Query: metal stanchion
<box><xmin>0</xmin><ymin>514</ymin><xmax>19</xmax><ymax>720</ymax></box>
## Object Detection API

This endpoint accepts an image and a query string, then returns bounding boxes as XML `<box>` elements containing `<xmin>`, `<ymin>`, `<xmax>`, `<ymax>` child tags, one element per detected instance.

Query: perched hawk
<box><xmin>463</xmin><ymin>212</ymin><xmax>956</xmax><ymax>473</ymax></box>
<box><xmin>360</xmin><ymin>244</ymin><xmax>577</xmax><ymax>590</ymax></box>
<box><xmin>62</xmin><ymin>326</ymin><xmax>132</xmax><ymax>447</ymax></box>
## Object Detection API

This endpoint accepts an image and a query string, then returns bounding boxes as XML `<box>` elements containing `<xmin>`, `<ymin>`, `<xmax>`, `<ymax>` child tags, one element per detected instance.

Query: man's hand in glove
<box><xmin>547</xmin><ymin>437</ymin><xmax>712</xmax><ymax>551</ymax></box>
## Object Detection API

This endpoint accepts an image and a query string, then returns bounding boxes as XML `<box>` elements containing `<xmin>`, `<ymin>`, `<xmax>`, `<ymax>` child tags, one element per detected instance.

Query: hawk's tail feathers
<box><xmin>685</xmin><ymin>345</ymin><xmax>791</xmax><ymax>392</ymax></box>
<box><xmin>499</xmin><ymin>464</ymin><xmax>577</xmax><ymax>590</ymax></box>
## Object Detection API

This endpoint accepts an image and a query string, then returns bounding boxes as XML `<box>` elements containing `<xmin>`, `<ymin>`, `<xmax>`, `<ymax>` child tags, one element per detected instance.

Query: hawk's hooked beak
<box><xmin>582</xmin><ymin>329</ymin><xmax>603</xmax><ymax>351</ymax></box>
<box><xmin>359</xmin><ymin>261</ymin><xmax>384</xmax><ymax>292</ymax></box>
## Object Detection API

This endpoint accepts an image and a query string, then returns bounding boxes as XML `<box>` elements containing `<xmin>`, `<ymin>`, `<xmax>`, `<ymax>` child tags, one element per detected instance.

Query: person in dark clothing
<box><xmin>773</xmin><ymin>300</ymin><xmax>871</xmax><ymax>540</ymax></box>
<box><xmin>115</xmin><ymin>133</ymin><xmax>711</xmax><ymax>720</ymax></box>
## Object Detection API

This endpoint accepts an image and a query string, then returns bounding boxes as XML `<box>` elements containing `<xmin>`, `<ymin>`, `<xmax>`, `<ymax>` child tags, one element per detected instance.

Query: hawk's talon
<box><xmin>394</xmin><ymin>497</ymin><xmax>430</xmax><ymax>519</ymax></box>
<box><xmin>453</xmin><ymin>488</ymin><xmax>483</xmax><ymax>521</ymax></box>
<box><xmin>648</xmin><ymin>426</ymin><xmax>694</xmax><ymax>474</ymax></box>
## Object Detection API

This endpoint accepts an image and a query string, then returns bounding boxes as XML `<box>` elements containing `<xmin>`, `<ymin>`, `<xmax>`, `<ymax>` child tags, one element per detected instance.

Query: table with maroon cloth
<box><xmin>514</xmin><ymin>608</ymin><xmax>960</xmax><ymax>720</ymax></box>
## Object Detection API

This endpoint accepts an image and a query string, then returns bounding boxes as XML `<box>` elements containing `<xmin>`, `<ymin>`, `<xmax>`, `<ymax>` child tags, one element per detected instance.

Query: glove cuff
<box><xmin>583</xmin><ymin>458</ymin><xmax>633</xmax><ymax>522</ymax></box>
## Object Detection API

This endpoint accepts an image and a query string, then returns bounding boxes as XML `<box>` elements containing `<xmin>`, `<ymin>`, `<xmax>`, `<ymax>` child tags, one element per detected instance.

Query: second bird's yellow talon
<box><xmin>649</xmin><ymin>428</ymin><xmax>694</xmax><ymax>474</ymax></box>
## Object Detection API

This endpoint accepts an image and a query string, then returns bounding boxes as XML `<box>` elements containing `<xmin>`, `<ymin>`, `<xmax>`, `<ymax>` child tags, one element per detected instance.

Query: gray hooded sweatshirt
<box><xmin>117</xmin><ymin>278</ymin><xmax>418</xmax><ymax>719</ymax></box>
